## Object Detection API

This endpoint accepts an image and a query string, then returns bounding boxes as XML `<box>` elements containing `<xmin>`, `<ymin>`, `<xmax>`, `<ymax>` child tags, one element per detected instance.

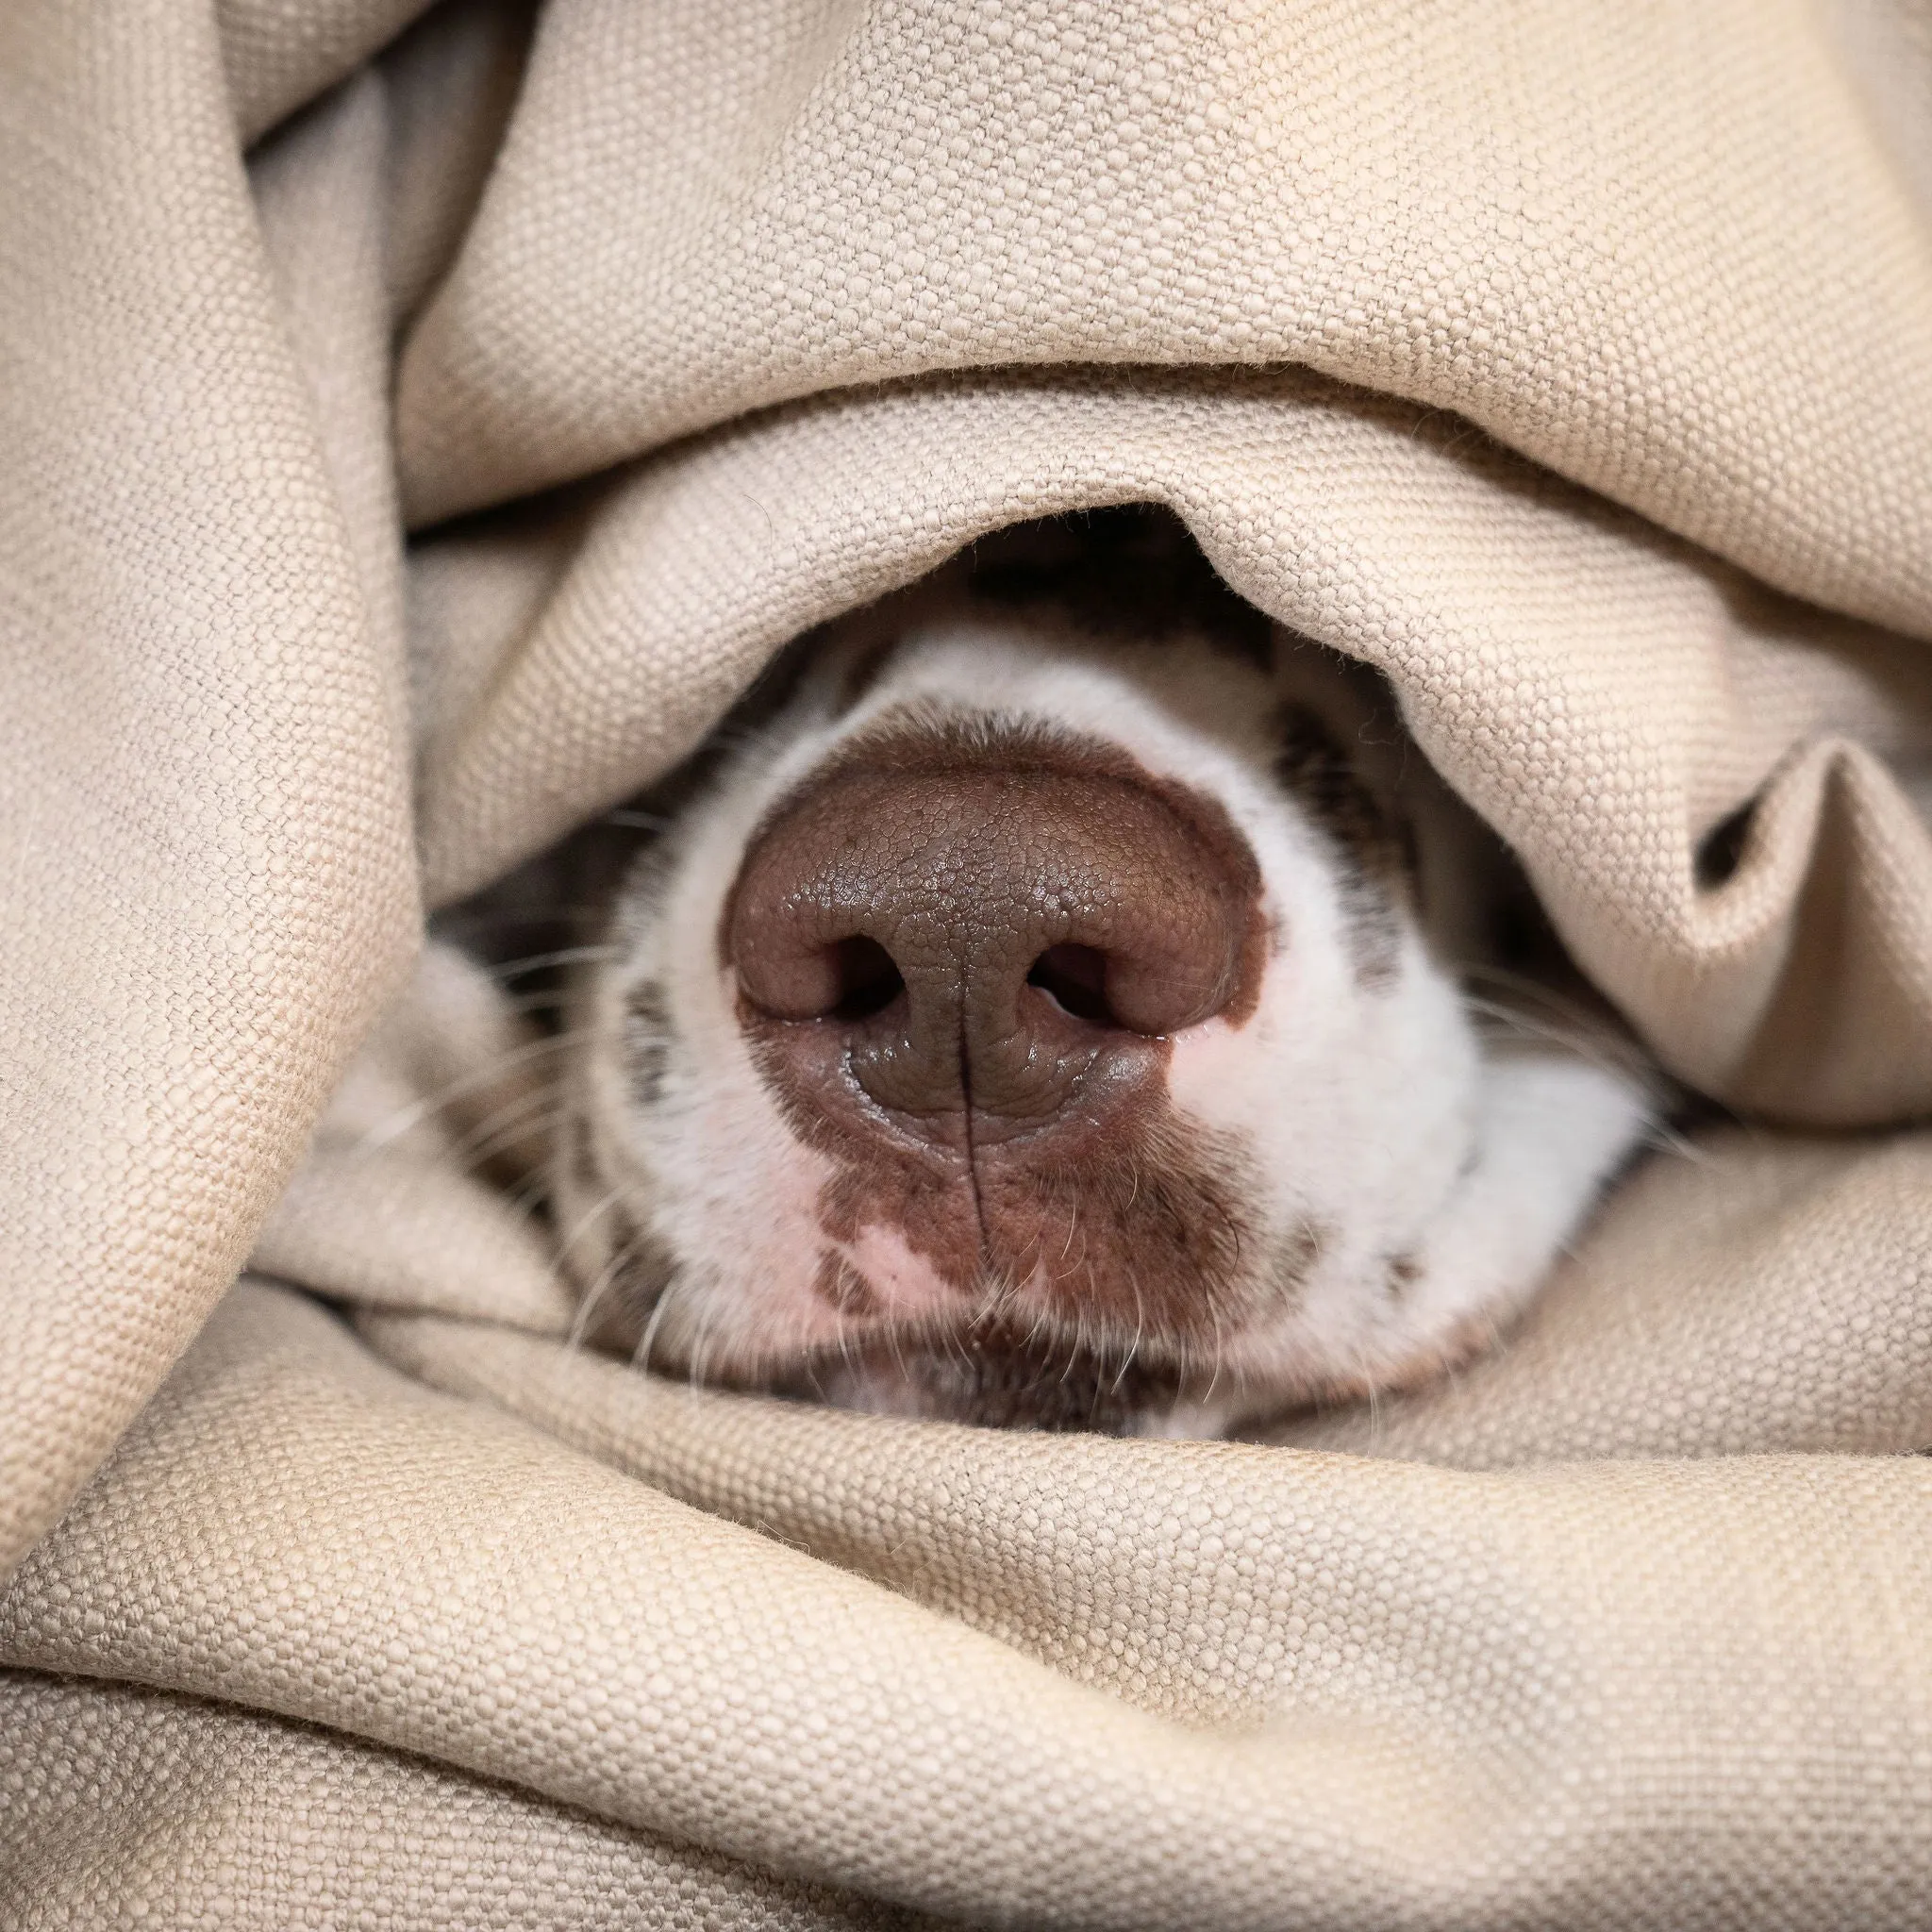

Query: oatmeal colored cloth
<box><xmin>6</xmin><ymin>1</ymin><xmax>1932</xmax><ymax>1924</ymax></box>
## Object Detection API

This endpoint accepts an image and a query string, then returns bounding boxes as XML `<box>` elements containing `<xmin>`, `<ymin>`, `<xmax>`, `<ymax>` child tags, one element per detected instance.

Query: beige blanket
<box><xmin>6</xmin><ymin>1</ymin><xmax>1932</xmax><ymax>1922</ymax></box>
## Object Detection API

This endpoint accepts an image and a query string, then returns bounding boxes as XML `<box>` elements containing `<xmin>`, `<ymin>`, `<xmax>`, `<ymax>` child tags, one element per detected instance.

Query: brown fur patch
<box><xmin>624</xmin><ymin>980</ymin><xmax>673</xmax><ymax>1104</ymax></box>
<box><xmin>780</xmin><ymin>1318</ymin><xmax>1194</xmax><ymax>1433</ymax></box>
<box><xmin>1273</xmin><ymin>704</ymin><xmax>1415</xmax><ymax>991</ymax></box>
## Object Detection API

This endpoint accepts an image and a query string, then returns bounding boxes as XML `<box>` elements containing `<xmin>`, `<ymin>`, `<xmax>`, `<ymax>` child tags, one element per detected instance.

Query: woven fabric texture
<box><xmin>3</xmin><ymin>0</ymin><xmax>1932</xmax><ymax>1924</ymax></box>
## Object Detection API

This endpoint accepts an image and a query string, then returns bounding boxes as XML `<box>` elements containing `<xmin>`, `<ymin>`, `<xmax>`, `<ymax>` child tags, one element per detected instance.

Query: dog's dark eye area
<box><xmin>829</xmin><ymin>936</ymin><xmax>905</xmax><ymax>1021</ymax></box>
<box><xmin>1026</xmin><ymin>942</ymin><xmax>1113</xmax><ymax>1024</ymax></box>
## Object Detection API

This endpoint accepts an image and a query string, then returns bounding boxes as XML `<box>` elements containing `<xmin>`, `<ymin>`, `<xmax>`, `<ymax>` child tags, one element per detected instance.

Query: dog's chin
<box><xmin>738</xmin><ymin>1321</ymin><xmax>1203</xmax><ymax>1435</ymax></box>
<box><xmin>691</xmin><ymin>1302</ymin><xmax>1513</xmax><ymax>1438</ymax></box>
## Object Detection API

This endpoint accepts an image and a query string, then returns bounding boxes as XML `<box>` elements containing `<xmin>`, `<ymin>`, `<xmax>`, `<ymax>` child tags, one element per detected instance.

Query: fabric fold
<box><xmin>0</xmin><ymin>0</ymin><xmax>419</xmax><ymax>1579</ymax></box>
<box><xmin>8</xmin><ymin>1280</ymin><xmax>1932</xmax><ymax>1930</ymax></box>
<box><xmin>0</xmin><ymin>1669</ymin><xmax>910</xmax><ymax>1930</ymax></box>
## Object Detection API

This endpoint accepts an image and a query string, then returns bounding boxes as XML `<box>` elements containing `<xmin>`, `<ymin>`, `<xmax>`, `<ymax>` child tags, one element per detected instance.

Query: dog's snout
<box><xmin>567</xmin><ymin>534</ymin><xmax>1657</xmax><ymax>1426</ymax></box>
<box><xmin>726</xmin><ymin>728</ymin><xmax>1263</xmax><ymax>1132</ymax></box>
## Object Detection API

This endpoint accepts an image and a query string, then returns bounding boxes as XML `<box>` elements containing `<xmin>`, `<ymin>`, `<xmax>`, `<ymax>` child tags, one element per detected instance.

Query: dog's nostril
<box><xmin>829</xmin><ymin>936</ymin><xmax>904</xmax><ymax>1022</ymax></box>
<box><xmin>1026</xmin><ymin>943</ymin><xmax>1114</xmax><ymax>1026</ymax></box>
<box><xmin>733</xmin><ymin>926</ymin><xmax>905</xmax><ymax>1024</ymax></box>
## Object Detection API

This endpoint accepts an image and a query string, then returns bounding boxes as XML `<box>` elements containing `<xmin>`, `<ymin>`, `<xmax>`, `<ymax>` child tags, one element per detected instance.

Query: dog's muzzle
<box><xmin>723</xmin><ymin>716</ymin><xmax>1265</xmax><ymax>1334</ymax></box>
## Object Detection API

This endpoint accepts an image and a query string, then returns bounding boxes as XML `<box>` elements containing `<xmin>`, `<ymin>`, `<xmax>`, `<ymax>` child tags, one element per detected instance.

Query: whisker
<box><xmin>1062</xmin><ymin>1304</ymin><xmax>1091</xmax><ymax>1391</ymax></box>
<box><xmin>1458</xmin><ymin>992</ymin><xmax>1653</xmax><ymax>1087</ymax></box>
<box><xmin>502</xmin><ymin>1166</ymin><xmax>554</xmax><ymax>1222</ymax></box>
<box><xmin>504</xmin><ymin>989</ymin><xmax>579</xmax><ymax>1018</ymax></box>
<box><xmin>479</xmin><ymin>945</ymin><xmax>619</xmax><ymax>981</ymax></box>
<box><xmin>353</xmin><ymin>1028</ymin><xmax>592</xmax><ymax>1153</ymax></box>
<box><xmin>553</xmin><ymin>1182</ymin><xmax>629</xmax><ymax>1263</ymax></box>
<box><xmin>632</xmin><ymin>1272</ymin><xmax>683</xmax><ymax>1380</ymax></box>
<box><xmin>446</xmin><ymin>1104</ymin><xmax>571</xmax><ymax>1181</ymax></box>
<box><xmin>685</xmin><ymin>1292</ymin><xmax>726</xmax><ymax>1400</ymax></box>
<box><xmin>566</xmin><ymin>1230</ymin><xmax>646</xmax><ymax>1354</ymax></box>
<box><xmin>1018</xmin><ymin>1294</ymin><xmax>1053</xmax><ymax>1357</ymax></box>
<box><xmin>1458</xmin><ymin>962</ymin><xmax>1644</xmax><ymax>1049</ymax></box>
<box><xmin>1114</xmin><ymin>1266</ymin><xmax>1148</xmax><ymax>1395</ymax></box>
<box><xmin>1458</xmin><ymin>958</ymin><xmax>1595</xmax><ymax>1003</ymax></box>
<box><xmin>887</xmin><ymin>1307</ymin><xmax>917</xmax><ymax>1389</ymax></box>
<box><xmin>438</xmin><ymin>1077</ymin><xmax>563</xmax><ymax>1158</ymax></box>
<box><xmin>506</xmin><ymin>1164</ymin><xmax>550</xmax><ymax>1205</ymax></box>
<box><xmin>1201</xmin><ymin>1295</ymin><xmax>1229</xmax><ymax>1405</ymax></box>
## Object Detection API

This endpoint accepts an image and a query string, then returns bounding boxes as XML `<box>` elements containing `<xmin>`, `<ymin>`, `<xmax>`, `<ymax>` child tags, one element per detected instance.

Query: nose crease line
<box><xmin>955</xmin><ymin>1000</ymin><xmax>988</xmax><ymax>1269</ymax></box>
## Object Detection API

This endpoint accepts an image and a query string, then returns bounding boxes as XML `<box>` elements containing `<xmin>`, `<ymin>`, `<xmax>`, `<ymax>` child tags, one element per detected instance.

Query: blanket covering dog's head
<box><xmin>544</xmin><ymin>510</ymin><xmax>1650</xmax><ymax>1434</ymax></box>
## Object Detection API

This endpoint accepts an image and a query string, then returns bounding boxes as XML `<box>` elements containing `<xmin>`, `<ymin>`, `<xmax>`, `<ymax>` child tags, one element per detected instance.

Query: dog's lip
<box><xmin>724</xmin><ymin>1317</ymin><xmax>1199</xmax><ymax>1434</ymax></box>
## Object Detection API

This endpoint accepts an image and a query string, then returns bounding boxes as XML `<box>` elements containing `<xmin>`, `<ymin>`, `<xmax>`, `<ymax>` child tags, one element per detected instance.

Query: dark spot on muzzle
<box><xmin>775</xmin><ymin>1318</ymin><xmax>1192</xmax><ymax>1433</ymax></box>
<box><xmin>1272</xmin><ymin>703</ymin><xmax>1415</xmax><ymax>991</ymax></box>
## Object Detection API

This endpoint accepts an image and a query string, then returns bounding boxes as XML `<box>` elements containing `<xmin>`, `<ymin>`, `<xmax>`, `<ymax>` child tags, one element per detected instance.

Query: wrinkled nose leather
<box><xmin>727</xmin><ymin>719</ymin><xmax>1262</xmax><ymax>1141</ymax></box>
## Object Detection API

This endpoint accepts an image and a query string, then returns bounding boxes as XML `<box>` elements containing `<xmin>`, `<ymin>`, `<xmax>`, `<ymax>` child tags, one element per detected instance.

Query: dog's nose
<box><xmin>725</xmin><ymin>728</ymin><xmax>1262</xmax><ymax>1136</ymax></box>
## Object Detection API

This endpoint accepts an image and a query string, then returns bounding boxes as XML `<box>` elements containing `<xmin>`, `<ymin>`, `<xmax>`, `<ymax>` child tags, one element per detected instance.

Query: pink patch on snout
<box><xmin>833</xmin><ymin>1221</ymin><xmax>964</xmax><ymax>1322</ymax></box>
<box><xmin>1165</xmin><ymin>1010</ymin><xmax>1269</xmax><ymax>1121</ymax></box>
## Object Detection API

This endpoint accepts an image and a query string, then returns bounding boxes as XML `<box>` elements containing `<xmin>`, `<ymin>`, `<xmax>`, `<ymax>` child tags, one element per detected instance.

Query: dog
<box><xmin>534</xmin><ymin>508</ymin><xmax>1653</xmax><ymax>1436</ymax></box>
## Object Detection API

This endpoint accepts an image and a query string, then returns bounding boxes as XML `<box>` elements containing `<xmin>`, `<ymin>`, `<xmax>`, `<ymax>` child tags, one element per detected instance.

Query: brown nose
<box><xmin>724</xmin><ymin>723</ymin><xmax>1263</xmax><ymax>1140</ymax></box>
